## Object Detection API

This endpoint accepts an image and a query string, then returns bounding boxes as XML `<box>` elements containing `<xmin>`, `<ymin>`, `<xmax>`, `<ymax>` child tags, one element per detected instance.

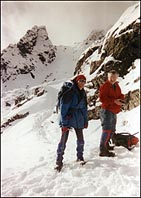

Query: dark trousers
<box><xmin>100</xmin><ymin>108</ymin><xmax>117</xmax><ymax>152</ymax></box>
<box><xmin>56</xmin><ymin>128</ymin><xmax>84</xmax><ymax>164</ymax></box>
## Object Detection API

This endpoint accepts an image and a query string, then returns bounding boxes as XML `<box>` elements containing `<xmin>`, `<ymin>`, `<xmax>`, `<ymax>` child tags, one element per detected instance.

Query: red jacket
<box><xmin>99</xmin><ymin>80</ymin><xmax>124</xmax><ymax>114</ymax></box>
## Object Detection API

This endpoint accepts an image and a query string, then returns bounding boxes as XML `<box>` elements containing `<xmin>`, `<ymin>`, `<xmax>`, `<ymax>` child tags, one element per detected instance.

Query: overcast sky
<box><xmin>1</xmin><ymin>1</ymin><xmax>138</xmax><ymax>50</ymax></box>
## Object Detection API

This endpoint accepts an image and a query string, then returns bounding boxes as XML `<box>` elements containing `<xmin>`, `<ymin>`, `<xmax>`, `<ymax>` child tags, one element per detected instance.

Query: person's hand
<box><xmin>114</xmin><ymin>99</ymin><xmax>125</xmax><ymax>106</ymax></box>
<box><xmin>61</xmin><ymin>127</ymin><xmax>69</xmax><ymax>133</ymax></box>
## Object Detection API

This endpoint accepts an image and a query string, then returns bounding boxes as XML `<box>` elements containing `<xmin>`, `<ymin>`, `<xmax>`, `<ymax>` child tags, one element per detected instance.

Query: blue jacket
<box><xmin>59</xmin><ymin>83</ymin><xmax>88</xmax><ymax>129</ymax></box>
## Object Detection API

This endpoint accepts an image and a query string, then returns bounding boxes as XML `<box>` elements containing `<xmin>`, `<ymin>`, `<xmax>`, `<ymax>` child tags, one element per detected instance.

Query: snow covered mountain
<box><xmin>1</xmin><ymin>26</ymin><xmax>56</xmax><ymax>90</ymax></box>
<box><xmin>1</xmin><ymin>26</ymin><xmax>105</xmax><ymax>92</ymax></box>
<box><xmin>75</xmin><ymin>2</ymin><xmax>140</xmax><ymax>120</ymax></box>
<box><xmin>1</xmin><ymin>2</ymin><xmax>140</xmax><ymax>197</ymax></box>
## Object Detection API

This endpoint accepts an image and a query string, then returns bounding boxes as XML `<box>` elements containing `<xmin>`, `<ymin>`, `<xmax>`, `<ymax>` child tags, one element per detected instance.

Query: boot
<box><xmin>55</xmin><ymin>158</ymin><xmax>63</xmax><ymax>172</ymax></box>
<box><xmin>99</xmin><ymin>150</ymin><xmax>115</xmax><ymax>157</ymax></box>
<box><xmin>107</xmin><ymin>144</ymin><xmax>115</xmax><ymax>151</ymax></box>
<box><xmin>76</xmin><ymin>157</ymin><xmax>84</xmax><ymax>162</ymax></box>
<box><xmin>99</xmin><ymin>130</ymin><xmax>115</xmax><ymax>157</ymax></box>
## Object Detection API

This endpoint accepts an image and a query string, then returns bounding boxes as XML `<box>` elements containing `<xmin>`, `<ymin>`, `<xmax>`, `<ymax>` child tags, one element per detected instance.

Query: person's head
<box><xmin>107</xmin><ymin>70</ymin><xmax>119</xmax><ymax>84</ymax></box>
<box><xmin>73</xmin><ymin>74</ymin><xmax>86</xmax><ymax>89</ymax></box>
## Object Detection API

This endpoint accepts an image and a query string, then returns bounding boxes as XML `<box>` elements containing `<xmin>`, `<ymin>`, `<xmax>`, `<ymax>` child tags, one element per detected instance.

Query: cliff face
<box><xmin>74</xmin><ymin>3</ymin><xmax>140</xmax><ymax>120</ymax></box>
<box><xmin>99</xmin><ymin>5</ymin><xmax>140</xmax><ymax>77</ymax></box>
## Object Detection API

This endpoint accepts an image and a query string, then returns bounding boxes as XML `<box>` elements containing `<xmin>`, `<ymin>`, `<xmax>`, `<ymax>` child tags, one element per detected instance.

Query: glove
<box><xmin>84</xmin><ymin>123</ymin><xmax>88</xmax><ymax>129</ymax></box>
<box><xmin>61</xmin><ymin>127</ymin><xmax>69</xmax><ymax>133</ymax></box>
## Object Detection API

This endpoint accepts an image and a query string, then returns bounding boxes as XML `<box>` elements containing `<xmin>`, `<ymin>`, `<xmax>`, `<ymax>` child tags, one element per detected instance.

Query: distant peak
<box><xmin>31</xmin><ymin>25</ymin><xmax>47</xmax><ymax>32</ymax></box>
<box><xmin>16</xmin><ymin>25</ymin><xmax>50</xmax><ymax>55</ymax></box>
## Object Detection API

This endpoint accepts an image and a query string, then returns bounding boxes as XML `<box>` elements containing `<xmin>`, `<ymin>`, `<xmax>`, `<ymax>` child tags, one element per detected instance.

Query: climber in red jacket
<box><xmin>99</xmin><ymin>70</ymin><xmax>125</xmax><ymax>157</ymax></box>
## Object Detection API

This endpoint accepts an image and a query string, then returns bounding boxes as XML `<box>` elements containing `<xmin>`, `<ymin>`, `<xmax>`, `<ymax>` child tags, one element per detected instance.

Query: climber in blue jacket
<box><xmin>55</xmin><ymin>74</ymin><xmax>88</xmax><ymax>171</ymax></box>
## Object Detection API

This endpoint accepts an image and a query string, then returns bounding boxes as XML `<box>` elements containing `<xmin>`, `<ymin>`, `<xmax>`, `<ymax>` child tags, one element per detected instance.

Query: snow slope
<box><xmin>1</xmin><ymin>57</ymin><xmax>140</xmax><ymax>197</ymax></box>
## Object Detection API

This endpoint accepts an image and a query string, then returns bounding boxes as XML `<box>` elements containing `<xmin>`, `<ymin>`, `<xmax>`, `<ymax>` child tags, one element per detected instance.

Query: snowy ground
<box><xmin>1</xmin><ymin>78</ymin><xmax>140</xmax><ymax>197</ymax></box>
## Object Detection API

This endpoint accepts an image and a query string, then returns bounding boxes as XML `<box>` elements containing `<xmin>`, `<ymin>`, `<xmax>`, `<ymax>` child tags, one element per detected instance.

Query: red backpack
<box><xmin>112</xmin><ymin>132</ymin><xmax>139</xmax><ymax>150</ymax></box>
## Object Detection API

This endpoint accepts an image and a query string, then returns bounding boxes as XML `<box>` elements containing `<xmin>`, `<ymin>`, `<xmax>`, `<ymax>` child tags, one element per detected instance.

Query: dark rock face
<box><xmin>88</xmin><ymin>21</ymin><xmax>140</xmax><ymax>78</ymax></box>
<box><xmin>15</xmin><ymin>94</ymin><xmax>26</xmax><ymax>105</ymax></box>
<box><xmin>17</xmin><ymin>28</ymin><xmax>38</xmax><ymax>56</ymax></box>
<box><xmin>1</xmin><ymin>112</ymin><xmax>29</xmax><ymax>130</ymax></box>
<box><xmin>122</xmin><ymin>89</ymin><xmax>140</xmax><ymax>111</ymax></box>
<box><xmin>38</xmin><ymin>53</ymin><xmax>46</xmax><ymax>63</ymax></box>
<box><xmin>100</xmin><ymin>21</ymin><xmax>140</xmax><ymax>77</ymax></box>
<box><xmin>90</xmin><ymin>59</ymin><xmax>103</xmax><ymax>75</ymax></box>
<box><xmin>74</xmin><ymin>45</ymin><xmax>100</xmax><ymax>74</ymax></box>
<box><xmin>88</xmin><ymin>106</ymin><xmax>101</xmax><ymax>120</ymax></box>
<box><xmin>74</xmin><ymin>30</ymin><xmax>105</xmax><ymax>75</ymax></box>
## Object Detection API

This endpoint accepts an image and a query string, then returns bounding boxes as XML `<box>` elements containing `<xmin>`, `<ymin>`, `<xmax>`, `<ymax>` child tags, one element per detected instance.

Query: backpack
<box><xmin>112</xmin><ymin>132</ymin><xmax>139</xmax><ymax>150</ymax></box>
<box><xmin>55</xmin><ymin>81</ymin><xmax>74</xmax><ymax>113</ymax></box>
